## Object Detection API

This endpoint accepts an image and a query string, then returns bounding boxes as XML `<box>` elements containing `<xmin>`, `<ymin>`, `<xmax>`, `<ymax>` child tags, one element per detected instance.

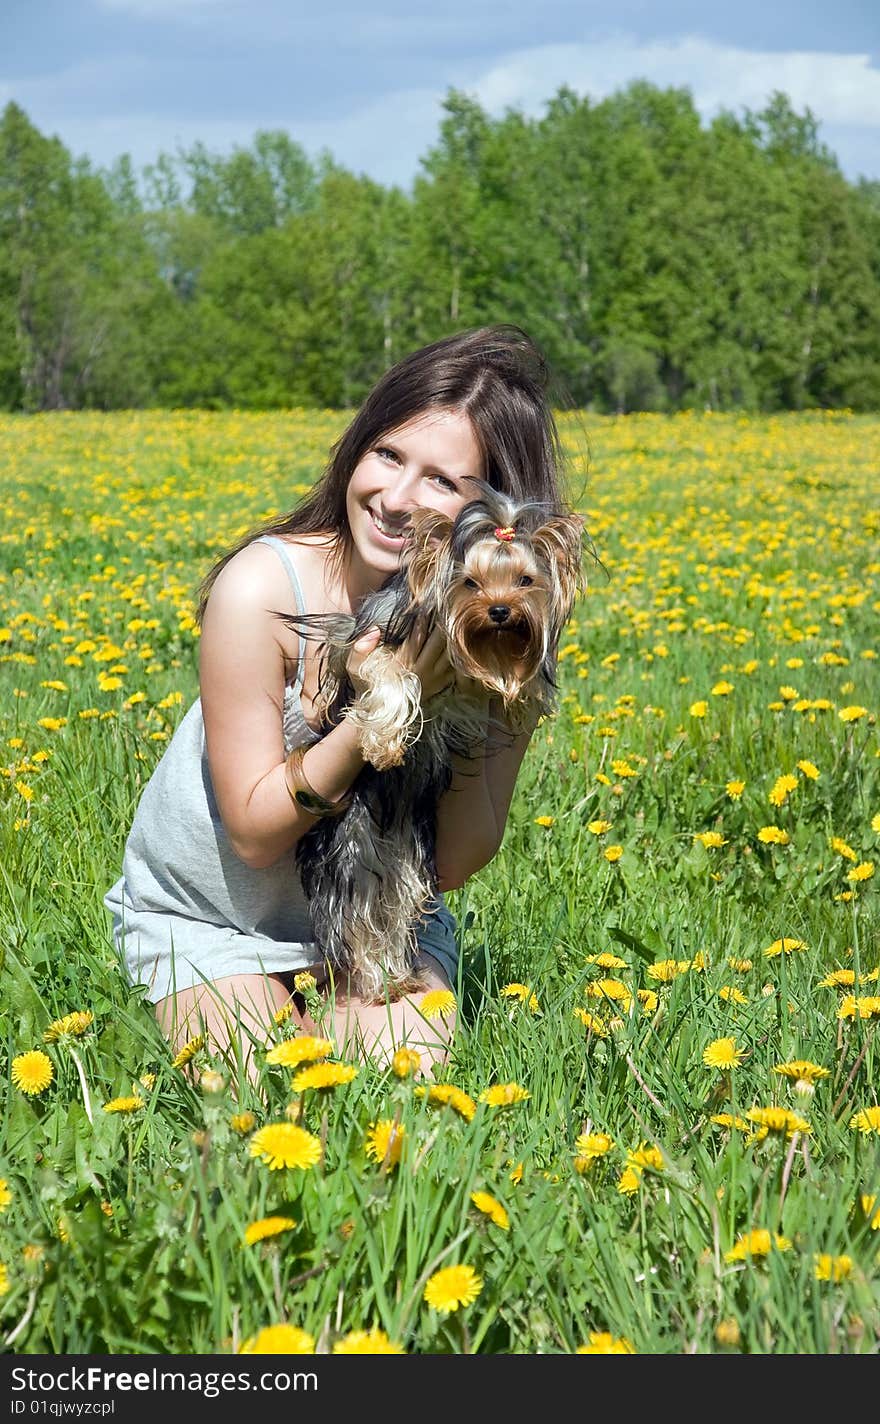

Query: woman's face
<box><xmin>345</xmin><ymin>408</ymin><xmax>482</xmax><ymax>589</ymax></box>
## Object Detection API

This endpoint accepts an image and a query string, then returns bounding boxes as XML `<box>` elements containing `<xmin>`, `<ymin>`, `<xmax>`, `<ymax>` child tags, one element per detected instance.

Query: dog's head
<box><xmin>404</xmin><ymin>483</ymin><xmax>585</xmax><ymax>707</ymax></box>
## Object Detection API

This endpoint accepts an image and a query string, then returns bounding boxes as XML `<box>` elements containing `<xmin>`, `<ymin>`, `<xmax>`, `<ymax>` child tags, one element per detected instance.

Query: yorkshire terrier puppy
<box><xmin>278</xmin><ymin>482</ymin><xmax>584</xmax><ymax>1002</ymax></box>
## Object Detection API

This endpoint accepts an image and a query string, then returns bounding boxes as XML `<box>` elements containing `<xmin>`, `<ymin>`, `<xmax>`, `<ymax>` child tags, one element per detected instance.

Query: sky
<box><xmin>3</xmin><ymin>0</ymin><xmax>879</xmax><ymax>189</ymax></box>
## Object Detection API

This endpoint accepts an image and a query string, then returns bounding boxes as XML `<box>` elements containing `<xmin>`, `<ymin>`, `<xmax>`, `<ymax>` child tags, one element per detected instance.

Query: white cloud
<box><xmin>468</xmin><ymin>36</ymin><xmax>880</xmax><ymax>129</ymax></box>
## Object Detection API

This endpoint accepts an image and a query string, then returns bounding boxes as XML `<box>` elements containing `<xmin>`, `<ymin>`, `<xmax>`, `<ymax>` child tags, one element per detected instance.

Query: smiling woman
<box><xmin>103</xmin><ymin>324</ymin><xmax>576</xmax><ymax>1080</ymax></box>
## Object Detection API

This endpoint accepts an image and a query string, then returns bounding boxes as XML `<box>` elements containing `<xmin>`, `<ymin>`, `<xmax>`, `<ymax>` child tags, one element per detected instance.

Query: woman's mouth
<box><xmin>369</xmin><ymin>508</ymin><xmax>409</xmax><ymax>545</ymax></box>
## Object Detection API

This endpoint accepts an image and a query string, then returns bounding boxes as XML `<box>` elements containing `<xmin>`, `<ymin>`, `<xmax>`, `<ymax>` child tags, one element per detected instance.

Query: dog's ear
<box><xmin>531</xmin><ymin>514</ymin><xmax>586</xmax><ymax>628</ymax></box>
<box><xmin>405</xmin><ymin>509</ymin><xmax>454</xmax><ymax>603</ymax></box>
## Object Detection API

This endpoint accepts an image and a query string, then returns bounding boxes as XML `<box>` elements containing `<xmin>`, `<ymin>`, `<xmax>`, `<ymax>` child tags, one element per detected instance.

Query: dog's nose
<box><xmin>488</xmin><ymin>604</ymin><xmax>510</xmax><ymax>624</ymax></box>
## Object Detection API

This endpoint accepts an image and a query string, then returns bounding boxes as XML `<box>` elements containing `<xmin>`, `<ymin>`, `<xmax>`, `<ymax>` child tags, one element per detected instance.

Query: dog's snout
<box><xmin>488</xmin><ymin>604</ymin><xmax>510</xmax><ymax>624</ymax></box>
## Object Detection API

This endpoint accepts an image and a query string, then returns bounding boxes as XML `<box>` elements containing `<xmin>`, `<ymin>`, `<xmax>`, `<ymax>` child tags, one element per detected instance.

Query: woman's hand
<box><xmin>346</xmin><ymin>626</ymin><xmax>383</xmax><ymax>695</ymax></box>
<box><xmin>397</xmin><ymin>621</ymin><xmax>455</xmax><ymax>702</ymax></box>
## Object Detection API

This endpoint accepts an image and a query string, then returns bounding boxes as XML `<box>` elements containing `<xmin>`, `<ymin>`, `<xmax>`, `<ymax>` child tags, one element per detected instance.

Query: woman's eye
<box><xmin>377</xmin><ymin>447</ymin><xmax>399</xmax><ymax>462</ymax></box>
<box><xmin>433</xmin><ymin>474</ymin><xmax>457</xmax><ymax>492</ymax></box>
<box><xmin>518</xmin><ymin>575</ymin><xmax>534</xmax><ymax>587</ymax></box>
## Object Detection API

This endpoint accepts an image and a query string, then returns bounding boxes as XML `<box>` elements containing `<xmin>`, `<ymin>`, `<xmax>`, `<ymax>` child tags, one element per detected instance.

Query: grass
<box><xmin>0</xmin><ymin>408</ymin><xmax>878</xmax><ymax>1354</ymax></box>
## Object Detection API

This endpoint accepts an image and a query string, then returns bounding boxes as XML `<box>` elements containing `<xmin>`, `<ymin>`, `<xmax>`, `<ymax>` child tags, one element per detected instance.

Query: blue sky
<box><xmin>3</xmin><ymin>1</ymin><xmax>879</xmax><ymax>187</ymax></box>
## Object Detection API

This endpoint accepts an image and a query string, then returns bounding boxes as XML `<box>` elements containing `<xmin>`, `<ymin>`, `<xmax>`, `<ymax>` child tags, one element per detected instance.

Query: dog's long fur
<box><xmin>275</xmin><ymin>482</ymin><xmax>584</xmax><ymax>1001</ymax></box>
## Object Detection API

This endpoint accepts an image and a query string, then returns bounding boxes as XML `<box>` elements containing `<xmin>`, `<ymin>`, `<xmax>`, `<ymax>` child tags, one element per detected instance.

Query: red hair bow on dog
<box><xmin>493</xmin><ymin>525</ymin><xmax>516</xmax><ymax>541</ymax></box>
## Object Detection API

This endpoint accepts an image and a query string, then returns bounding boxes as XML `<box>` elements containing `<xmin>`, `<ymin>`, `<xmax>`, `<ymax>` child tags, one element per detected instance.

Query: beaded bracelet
<box><xmin>284</xmin><ymin>745</ymin><xmax>353</xmax><ymax>817</ymax></box>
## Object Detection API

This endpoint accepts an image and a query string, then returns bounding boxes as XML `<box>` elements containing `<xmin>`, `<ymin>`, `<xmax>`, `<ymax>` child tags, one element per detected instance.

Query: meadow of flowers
<box><xmin>0</xmin><ymin>409</ymin><xmax>878</xmax><ymax>1355</ymax></box>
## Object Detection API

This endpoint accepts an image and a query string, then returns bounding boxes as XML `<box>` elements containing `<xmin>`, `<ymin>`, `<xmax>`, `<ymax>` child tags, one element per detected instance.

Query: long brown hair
<box><xmin>197</xmin><ymin>324</ymin><xmax>571</xmax><ymax>622</ymax></box>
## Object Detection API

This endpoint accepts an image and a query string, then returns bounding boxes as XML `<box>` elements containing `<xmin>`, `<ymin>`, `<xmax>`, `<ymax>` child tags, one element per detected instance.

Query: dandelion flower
<box><xmin>0</xmin><ymin>1264</ymin><xmax>9</xmax><ymax>1297</ymax></box>
<box><xmin>588</xmin><ymin>819</ymin><xmax>612</xmax><ymax>835</ymax></box>
<box><xmin>585</xmin><ymin>952</ymin><xmax>627</xmax><ymax>969</ymax></box>
<box><xmin>102</xmin><ymin>1095</ymin><xmax>145</xmax><ymax>1114</ymax></box>
<box><xmin>365</xmin><ymin>1119</ymin><xmax>406</xmax><ymax>1169</ymax></box>
<box><xmin>576</xmin><ymin>1331</ymin><xmax>636</xmax><ymax>1354</ymax></box>
<box><xmin>293</xmin><ymin>971</ymin><xmax>317</xmax><ymax>993</ymax></box>
<box><xmin>725</xmin><ymin>1229</ymin><xmax>791</xmax><ymax>1262</ymax></box>
<box><xmin>240</xmin><ymin>1324</ymin><xmax>315</xmax><ymax>1354</ymax></box>
<box><xmin>746</xmin><ymin>1106</ymin><xmax>811</xmax><ymax>1136</ymax></box>
<box><xmin>617</xmin><ymin>1166</ymin><xmax>642</xmax><ymax>1195</ymax></box>
<box><xmin>850</xmin><ymin>1107</ymin><xmax>880</xmax><ymax>1135</ymax></box>
<box><xmin>604</xmin><ymin>844</ymin><xmax>624</xmax><ymax>862</ymax></box>
<box><xmin>419</xmin><ymin>989</ymin><xmax>456</xmax><ymax>1021</ymax></box>
<box><xmin>838</xmin><ymin>996</ymin><xmax>880</xmax><ymax>1021</ymax></box>
<box><xmin>171</xmin><ymin>1034</ymin><xmax>206</xmax><ymax>1069</ymax></box>
<box><xmin>11</xmin><ymin>1050</ymin><xmax>54</xmax><ymax>1096</ymax></box>
<box><xmin>797</xmin><ymin>760</ymin><xmax>820</xmax><ymax>780</ymax></box>
<box><xmin>265</xmin><ymin>1037</ymin><xmax>333</xmax><ymax>1067</ymax></box>
<box><xmin>574</xmin><ymin>1132</ymin><xmax>615</xmax><ymax>1164</ymax></box>
<box><xmin>726</xmin><ymin>780</ymin><xmax>745</xmax><ymax>799</ymax></box>
<box><xmin>769</xmin><ymin>774</ymin><xmax>798</xmax><ymax>806</ymax></box>
<box><xmin>333</xmin><ymin>1328</ymin><xmax>405</xmax><ymax>1354</ymax></box>
<box><xmin>230</xmin><ymin>1111</ymin><xmax>256</xmax><ymax>1135</ymax></box>
<box><xmin>479</xmin><ymin>1082</ymin><xmax>530</xmax><ymax>1107</ymax></box>
<box><xmin>249</xmin><ymin>1123</ymin><xmax>322</xmax><ymax>1171</ymax></box>
<box><xmin>586</xmin><ymin>977</ymin><xmax>632</xmax><ymax>1008</ymax></box>
<box><xmin>694</xmin><ymin>831</ymin><xmax>727</xmax><ymax>848</ymax></box>
<box><xmin>838</xmin><ymin>706</ymin><xmax>867</xmax><ymax>722</ymax></box>
<box><xmin>773</xmin><ymin>1061</ymin><xmax>829</xmax><ymax>1084</ymax></box>
<box><xmin>243</xmin><ymin>1216</ymin><xmax>297</xmax><ymax>1246</ymax></box>
<box><xmin>637</xmin><ymin>989</ymin><xmax>659</xmax><ymax>1013</ymax></box>
<box><xmin>690</xmin><ymin>701</ymin><xmax>708</xmax><ymax>717</ymax></box>
<box><xmin>291</xmin><ymin>1062</ymin><xmax>358</xmax><ymax>1091</ymax></box>
<box><xmin>712</xmin><ymin>681</ymin><xmax>734</xmax><ymax>697</ymax></box>
<box><xmin>43</xmin><ymin>1011</ymin><xmax>93</xmax><ymax>1043</ymax></box>
<box><xmin>711</xmin><ymin>1114</ymin><xmax>751</xmax><ymax>1132</ymax></box>
<box><xmin>415</xmin><ymin>1083</ymin><xmax>476</xmax><ymax>1121</ymax></box>
<box><xmin>391</xmin><ymin>1047</ymin><xmax>421</xmax><ymax>1078</ymax></box>
<box><xmin>860</xmin><ymin>1194</ymin><xmax>880</xmax><ymax>1229</ymax></box>
<box><xmin>814</xmin><ymin>1254</ymin><xmax>852</xmax><ymax>1282</ymax></box>
<box><xmin>0</xmin><ymin>1179</ymin><xmax>12</xmax><ymax>1212</ymax></box>
<box><xmin>703</xmin><ymin>1038</ymin><xmax>745</xmax><ymax>1069</ymax></box>
<box><xmin>423</xmin><ymin>1263</ymin><xmax>482</xmax><ymax>1313</ymax></box>
<box><xmin>647</xmin><ymin>959</ymin><xmax>689</xmax><ymax>982</ymax></box>
<box><xmin>719</xmin><ymin>986</ymin><xmax>748</xmax><ymax>1004</ymax></box>
<box><xmin>574</xmin><ymin>1008</ymin><xmax>609</xmax><ymax>1037</ymax></box>
<box><xmin>471</xmin><ymin>1191</ymin><xmax>510</xmax><ymax>1229</ymax></box>
<box><xmin>847</xmin><ymin>862</ymin><xmax>874</xmax><ymax>883</ymax></box>
<box><xmin>534</xmin><ymin>815</ymin><xmax>555</xmax><ymax>827</ymax></box>
<box><xmin>763</xmin><ymin>937</ymin><xmax>806</xmax><ymax>958</ymax></box>
<box><xmin>831</xmin><ymin>837</ymin><xmax>858</xmax><ymax>862</ymax></box>
<box><xmin>757</xmin><ymin>826</ymin><xmax>789</xmax><ymax>845</ymax></box>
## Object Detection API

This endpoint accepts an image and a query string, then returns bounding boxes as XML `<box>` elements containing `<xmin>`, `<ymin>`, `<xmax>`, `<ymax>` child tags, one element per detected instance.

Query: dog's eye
<box><xmin>463</xmin><ymin>577</ymin><xmax>478</xmax><ymax>589</ymax></box>
<box><xmin>518</xmin><ymin>575</ymin><xmax>534</xmax><ymax>587</ymax></box>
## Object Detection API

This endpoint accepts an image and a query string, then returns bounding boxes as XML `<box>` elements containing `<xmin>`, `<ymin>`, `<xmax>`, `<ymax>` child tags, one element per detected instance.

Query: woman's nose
<box><xmin>381</xmin><ymin>468</ymin><xmax>420</xmax><ymax>512</ymax></box>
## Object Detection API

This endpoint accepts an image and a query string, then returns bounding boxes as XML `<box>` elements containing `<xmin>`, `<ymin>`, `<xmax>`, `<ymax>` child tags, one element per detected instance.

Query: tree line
<box><xmin>2</xmin><ymin>84</ymin><xmax>879</xmax><ymax>413</ymax></box>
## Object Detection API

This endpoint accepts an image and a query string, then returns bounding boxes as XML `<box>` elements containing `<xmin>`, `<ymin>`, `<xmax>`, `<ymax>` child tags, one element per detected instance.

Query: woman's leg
<box><xmin>154</xmin><ymin>972</ymin><xmax>301</xmax><ymax>1082</ymax></box>
<box><xmin>300</xmin><ymin>954</ymin><xmax>457</xmax><ymax>1073</ymax></box>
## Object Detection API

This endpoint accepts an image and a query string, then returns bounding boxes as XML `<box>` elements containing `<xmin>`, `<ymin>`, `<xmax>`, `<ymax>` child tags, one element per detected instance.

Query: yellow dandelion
<box><xmin>637</xmin><ymin>988</ymin><xmax>659</xmax><ymax>1013</ymax></box>
<box><xmin>479</xmin><ymin>1082</ymin><xmax>530</xmax><ymax>1107</ymax></box>
<box><xmin>847</xmin><ymin>861</ymin><xmax>874</xmax><ymax>883</ymax></box>
<box><xmin>585</xmin><ymin>952</ymin><xmax>627</xmax><ymax>969</ymax></box>
<box><xmin>603</xmin><ymin>844</ymin><xmax>624</xmax><ymax>862</ymax></box>
<box><xmin>576</xmin><ymin>1331</ymin><xmax>636</xmax><ymax>1354</ymax></box>
<box><xmin>415</xmin><ymin>1083</ymin><xmax>477</xmax><ymax>1121</ymax></box>
<box><xmin>509</xmin><ymin>1161</ymin><xmax>524</xmax><ymax>1184</ymax></box>
<box><xmin>0</xmin><ymin>1264</ymin><xmax>9</xmax><ymax>1297</ymax></box>
<box><xmin>391</xmin><ymin>1047</ymin><xmax>421</xmax><ymax>1078</ymax></box>
<box><xmin>574</xmin><ymin>1132</ymin><xmax>615</xmax><ymax>1163</ymax></box>
<box><xmin>43</xmin><ymin>1011</ymin><xmax>94</xmax><ymax>1043</ymax></box>
<box><xmin>725</xmin><ymin>1229</ymin><xmax>792</xmax><ymax>1262</ymax></box>
<box><xmin>273</xmin><ymin>1001</ymin><xmax>295</xmax><ymax>1025</ymax></box>
<box><xmin>617</xmin><ymin>1166</ymin><xmax>642</xmax><ymax>1195</ymax></box>
<box><xmin>859</xmin><ymin>1194</ymin><xmax>880</xmax><ymax>1229</ymax></box>
<box><xmin>728</xmin><ymin>957</ymin><xmax>753</xmax><ymax>972</ymax></box>
<box><xmin>574</xmin><ymin>1007</ymin><xmax>609</xmax><ymax>1037</ymax></box>
<box><xmin>712</xmin><ymin>681</ymin><xmax>734</xmax><ymax>697</ymax></box>
<box><xmin>586</xmin><ymin>977</ymin><xmax>632</xmax><ymax>1008</ymax></box>
<box><xmin>703</xmin><ymin>1037</ymin><xmax>745</xmax><ymax>1070</ymax></box>
<box><xmin>838</xmin><ymin>995</ymin><xmax>880</xmax><ymax>1020</ymax></box>
<box><xmin>714</xmin><ymin>1319</ymin><xmax>741</xmax><ymax>1348</ymax></box>
<box><xmin>725</xmin><ymin>780</ymin><xmax>745</xmax><ymax>799</ymax></box>
<box><xmin>773</xmin><ymin>1060</ymin><xmax>829</xmax><ymax>1084</ymax></box>
<box><xmin>719</xmin><ymin>986</ymin><xmax>749</xmax><ymax>1004</ymax></box>
<box><xmin>243</xmin><ymin>1216</ymin><xmax>297</xmax><ymax>1246</ymax></box>
<box><xmin>0</xmin><ymin>1179</ymin><xmax>12</xmax><ymax>1212</ymax></box>
<box><xmin>831</xmin><ymin>836</ymin><xmax>858</xmax><ymax>861</ymax></box>
<box><xmin>763</xmin><ymin>937</ymin><xmax>806</xmax><ymax>958</ymax></box>
<box><xmin>819</xmin><ymin>968</ymin><xmax>855</xmax><ymax>987</ymax></box>
<box><xmin>849</xmin><ymin>1106</ymin><xmax>880</xmax><ymax>1135</ymax></box>
<box><xmin>588</xmin><ymin>819</ymin><xmax>612</xmax><ymax>834</ymax></box>
<box><xmin>471</xmin><ymin>1191</ymin><xmax>510</xmax><ymax>1230</ymax></box>
<box><xmin>797</xmin><ymin>760</ymin><xmax>820</xmax><ymax>780</ymax></box>
<box><xmin>249</xmin><ymin>1123</ymin><xmax>322</xmax><ymax>1171</ymax></box>
<box><xmin>102</xmin><ymin>1095</ymin><xmax>145</xmax><ymax>1114</ymax></box>
<box><xmin>694</xmin><ymin>830</ymin><xmax>727</xmax><ymax>848</ymax></box>
<box><xmin>265</xmin><ymin>1036</ymin><xmax>333</xmax><ymax>1067</ymax></box>
<box><xmin>293</xmin><ymin>971</ymin><xmax>317</xmax><ymax>993</ymax></box>
<box><xmin>419</xmin><ymin>989</ymin><xmax>456</xmax><ymax>1021</ymax></box>
<box><xmin>872</xmin><ymin>812</ymin><xmax>880</xmax><ymax>834</ymax></box>
<box><xmin>170</xmin><ymin>1034</ymin><xmax>206</xmax><ymax>1069</ymax></box>
<box><xmin>646</xmin><ymin>959</ymin><xmax>688</xmax><ymax>982</ymax></box>
<box><xmin>365</xmin><ymin>1119</ymin><xmax>406</xmax><ymax>1169</ymax></box>
<box><xmin>628</xmin><ymin>1143</ymin><xmax>664</xmax><ymax>1174</ymax></box>
<box><xmin>814</xmin><ymin>1254</ymin><xmax>853</xmax><ymax>1282</ymax></box>
<box><xmin>838</xmin><ymin>706</ymin><xmax>867</xmax><ymax>722</ymax></box>
<box><xmin>290</xmin><ymin>1062</ymin><xmax>358</xmax><ymax>1091</ymax></box>
<box><xmin>534</xmin><ymin>815</ymin><xmax>555</xmax><ymax>827</ymax></box>
<box><xmin>333</xmin><ymin>1328</ymin><xmax>405</xmax><ymax>1354</ymax></box>
<box><xmin>230</xmin><ymin>1111</ymin><xmax>256</xmax><ymax>1135</ymax></box>
<box><xmin>746</xmin><ymin>1106</ymin><xmax>811</xmax><ymax>1136</ymax></box>
<box><xmin>690</xmin><ymin>701</ymin><xmax>708</xmax><ymax>717</ymax></box>
<box><xmin>711</xmin><ymin>1113</ymin><xmax>751</xmax><ymax>1132</ymax></box>
<box><xmin>423</xmin><ymin>1263</ymin><xmax>482</xmax><ymax>1313</ymax></box>
<box><xmin>11</xmin><ymin>1050</ymin><xmax>54</xmax><ymax>1096</ymax></box>
<box><xmin>757</xmin><ymin>826</ymin><xmax>789</xmax><ymax>845</ymax></box>
<box><xmin>239</xmin><ymin>1324</ymin><xmax>315</xmax><ymax>1354</ymax></box>
<box><xmin>769</xmin><ymin>774</ymin><xmax>798</xmax><ymax>806</ymax></box>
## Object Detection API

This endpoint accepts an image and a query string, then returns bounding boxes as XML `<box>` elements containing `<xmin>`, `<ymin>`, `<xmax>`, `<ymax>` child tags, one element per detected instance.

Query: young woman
<box><xmin>105</xmin><ymin>325</ymin><xmax>573</xmax><ymax>1074</ymax></box>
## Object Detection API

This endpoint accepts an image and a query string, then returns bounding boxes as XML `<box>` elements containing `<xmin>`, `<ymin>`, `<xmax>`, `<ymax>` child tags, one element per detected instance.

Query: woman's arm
<box><xmin>200</xmin><ymin>545</ymin><xmax>373</xmax><ymax>870</ymax></box>
<box><xmin>434</xmin><ymin>699</ymin><xmax>534</xmax><ymax>891</ymax></box>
